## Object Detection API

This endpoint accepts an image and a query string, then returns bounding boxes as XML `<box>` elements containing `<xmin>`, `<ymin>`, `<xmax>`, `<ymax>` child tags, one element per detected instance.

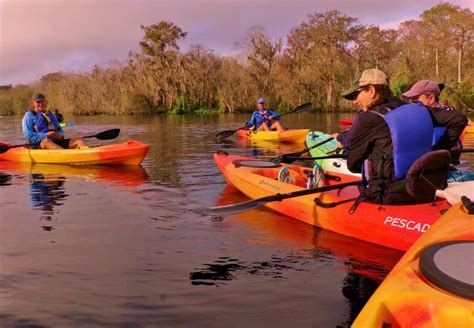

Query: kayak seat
<box><xmin>405</xmin><ymin>150</ymin><xmax>451</xmax><ymax>203</ymax></box>
<box><xmin>277</xmin><ymin>167</ymin><xmax>306</xmax><ymax>187</ymax></box>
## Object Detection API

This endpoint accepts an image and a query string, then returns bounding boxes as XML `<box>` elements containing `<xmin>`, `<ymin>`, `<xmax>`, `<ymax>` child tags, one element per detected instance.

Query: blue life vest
<box><xmin>371</xmin><ymin>103</ymin><xmax>434</xmax><ymax>180</ymax></box>
<box><xmin>35</xmin><ymin>111</ymin><xmax>60</xmax><ymax>133</ymax></box>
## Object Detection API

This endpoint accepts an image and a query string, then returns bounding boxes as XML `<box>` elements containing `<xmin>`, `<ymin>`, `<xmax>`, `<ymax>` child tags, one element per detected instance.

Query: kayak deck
<box><xmin>237</xmin><ymin>129</ymin><xmax>310</xmax><ymax>143</ymax></box>
<box><xmin>0</xmin><ymin>140</ymin><xmax>149</xmax><ymax>165</ymax></box>
<box><xmin>353</xmin><ymin>201</ymin><xmax>474</xmax><ymax>327</ymax></box>
<box><xmin>214</xmin><ymin>152</ymin><xmax>451</xmax><ymax>251</ymax></box>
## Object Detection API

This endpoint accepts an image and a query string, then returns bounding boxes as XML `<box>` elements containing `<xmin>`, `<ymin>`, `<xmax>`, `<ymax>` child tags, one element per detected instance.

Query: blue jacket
<box><xmin>245</xmin><ymin>110</ymin><xmax>281</xmax><ymax>128</ymax></box>
<box><xmin>22</xmin><ymin>110</ymin><xmax>64</xmax><ymax>144</ymax></box>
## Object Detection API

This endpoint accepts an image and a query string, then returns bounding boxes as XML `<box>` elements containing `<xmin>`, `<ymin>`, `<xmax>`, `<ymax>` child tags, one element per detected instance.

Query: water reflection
<box><xmin>0</xmin><ymin>171</ymin><xmax>12</xmax><ymax>186</ymax></box>
<box><xmin>0</xmin><ymin>162</ymin><xmax>150</xmax><ymax>230</ymax></box>
<box><xmin>29</xmin><ymin>173</ymin><xmax>68</xmax><ymax>230</ymax></box>
<box><xmin>192</xmin><ymin>185</ymin><xmax>402</xmax><ymax>325</ymax></box>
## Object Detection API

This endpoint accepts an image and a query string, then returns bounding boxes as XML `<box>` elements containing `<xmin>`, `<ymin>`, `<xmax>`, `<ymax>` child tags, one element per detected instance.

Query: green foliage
<box><xmin>171</xmin><ymin>95</ymin><xmax>192</xmax><ymax>114</ymax></box>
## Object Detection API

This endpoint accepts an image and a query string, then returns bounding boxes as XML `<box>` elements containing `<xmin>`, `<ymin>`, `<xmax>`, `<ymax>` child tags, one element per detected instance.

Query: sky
<box><xmin>1</xmin><ymin>0</ymin><xmax>472</xmax><ymax>86</ymax></box>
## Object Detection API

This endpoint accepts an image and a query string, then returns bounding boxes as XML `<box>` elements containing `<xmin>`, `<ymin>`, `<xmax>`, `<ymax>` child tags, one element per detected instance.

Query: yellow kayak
<box><xmin>236</xmin><ymin>129</ymin><xmax>310</xmax><ymax>143</ymax></box>
<box><xmin>353</xmin><ymin>199</ymin><xmax>474</xmax><ymax>327</ymax></box>
<box><xmin>464</xmin><ymin>125</ymin><xmax>474</xmax><ymax>134</ymax></box>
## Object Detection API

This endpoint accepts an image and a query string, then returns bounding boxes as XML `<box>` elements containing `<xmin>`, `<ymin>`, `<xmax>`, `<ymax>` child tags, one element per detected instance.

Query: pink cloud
<box><xmin>1</xmin><ymin>0</ymin><xmax>472</xmax><ymax>85</ymax></box>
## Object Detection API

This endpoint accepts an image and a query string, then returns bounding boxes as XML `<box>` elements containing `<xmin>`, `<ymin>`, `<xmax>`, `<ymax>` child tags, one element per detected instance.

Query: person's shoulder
<box><xmin>23</xmin><ymin>110</ymin><xmax>35</xmax><ymax>118</ymax></box>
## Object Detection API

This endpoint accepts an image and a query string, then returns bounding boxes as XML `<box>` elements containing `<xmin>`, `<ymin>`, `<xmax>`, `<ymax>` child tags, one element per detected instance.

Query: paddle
<box><xmin>280</xmin><ymin>154</ymin><xmax>347</xmax><ymax>162</ymax></box>
<box><xmin>215</xmin><ymin>102</ymin><xmax>312</xmax><ymax>141</ymax></box>
<box><xmin>207</xmin><ymin>180</ymin><xmax>362</xmax><ymax>216</ymax></box>
<box><xmin>0</xmin><ymin>128</ymin><xmax>121</xmax><ymax>154</ymax></box>
<box><xmin>273</xmin><ymin>135</ymin><xmax>335</xmax><ymax>164</ymax></box>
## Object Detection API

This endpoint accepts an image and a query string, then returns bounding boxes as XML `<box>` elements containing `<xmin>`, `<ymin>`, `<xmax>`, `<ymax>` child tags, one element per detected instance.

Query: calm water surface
<box><xmin>0</xmin><ymin>113</ymin><xmax>472</xmax><ymax>327</ymax></box>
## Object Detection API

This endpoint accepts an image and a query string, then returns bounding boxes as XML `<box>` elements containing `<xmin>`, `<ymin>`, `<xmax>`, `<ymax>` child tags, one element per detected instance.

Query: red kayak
<box><xmin>339</xmin><ymin>119</ymin><xmax>354</xmax><ymax>126</ymax></box>
<box><xmin>213</xmin><ymin>152</ymin><xmax>451</xmax><ymax>251</ymax></box>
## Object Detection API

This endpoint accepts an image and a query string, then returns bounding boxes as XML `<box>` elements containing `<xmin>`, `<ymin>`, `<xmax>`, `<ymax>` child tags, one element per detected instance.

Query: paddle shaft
<box><xmin>0</xmin><ymin>128</ymin><xmax>120</xmax><ymax>154</ymax></box>
<box><xmin>275</xmin><ymin>136</ymin><xmax>335</xmax><ymax>164</ymax></box>
<box><xmin>282</xmin><ymin>154</ymin><xmax>347</xmax><ymax>161</ymax></box>
<box><xmin>259</xmin><ymin>179</ymin><xmax>362</xmax><ymax>202</ymax></box>
<box><xmin>209</xmin><ymin>179</ymin><xmax>362</xmax><ymax>215</ymax></box>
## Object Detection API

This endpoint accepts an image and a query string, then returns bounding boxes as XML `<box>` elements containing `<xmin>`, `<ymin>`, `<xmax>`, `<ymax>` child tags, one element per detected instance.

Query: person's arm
<box><xmin>22</xmin><ymin>112</ymin><xmax>47</xmax><ymax>144</ymax></box>
<box><xmin>245</xmin><ymin>111</ymin><xmax>258</xmax><ymax>127</ymax></box>
<box><xmin>427</xmin><ymin>106</ymin><xmax>468</xmax><ymax>150</ymax></box>
<box><xmin>346</xmin><ymin>112</ymin><xmax>381</xmax><ymax>173</ymax></box>
<box><xmin>268</xmin><ymin>110</ymin><xmax>281</xmax><ymax>120</ymax></box>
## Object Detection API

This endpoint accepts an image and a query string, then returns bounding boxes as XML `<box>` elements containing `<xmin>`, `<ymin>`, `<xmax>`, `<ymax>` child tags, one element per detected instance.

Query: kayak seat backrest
<box><xmin>405</xmin><ymin>150</ymin><xmax>451</xmax><ymax>203</ymax></box>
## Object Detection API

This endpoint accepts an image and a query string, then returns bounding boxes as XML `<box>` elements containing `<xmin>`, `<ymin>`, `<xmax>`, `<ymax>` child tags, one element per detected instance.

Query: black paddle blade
<box><xmin>216</xmin><ymin>129</ymin><xmax>238</xmax><ymax>140</ymax></box>
<box><xmin>0</xmin><ymin>144</ymin><xmax>12</xmax><ymax>154</ymax></box>
<box><xmin>287</xmin><ymin>102</ymin><xmax>312</xmax><ymax>114</ymax></box>
<box><xmin>90</xmin><ymin>128</ymin><xmax>121</xmax><ymax>140</ymax></box>
<box><xmin>209</xmin><ymin>198</ymin><xmax>268</xmax><ymax>216</ymax></box>
<box><xmin>0</xmin><ymin>143</ymin><xmax>31</xmax><ymax>154</ymax></box>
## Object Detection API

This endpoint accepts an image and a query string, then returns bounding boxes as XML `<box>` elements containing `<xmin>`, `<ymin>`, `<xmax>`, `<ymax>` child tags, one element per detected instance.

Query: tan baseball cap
<box><xmin>342</xmin><ymin>69</ymin><xmax>389</xmax><ymax>100</ymax></box>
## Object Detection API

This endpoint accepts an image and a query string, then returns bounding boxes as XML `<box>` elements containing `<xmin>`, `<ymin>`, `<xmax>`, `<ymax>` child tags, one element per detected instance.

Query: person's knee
<box><xmin>40</xmin><ymin>139</ymin><xmax>62</xmax><ymax>149</ymax></box>
<box><xmin>70</xmin><ymin>138</ymin><xmax>87</xmax><ymax>148</ymax></box>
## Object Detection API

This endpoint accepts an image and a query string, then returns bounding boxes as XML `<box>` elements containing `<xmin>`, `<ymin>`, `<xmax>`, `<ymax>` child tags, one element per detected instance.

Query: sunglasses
<box><xmin>35</xmin><ymin>100</ymin><xmax>45</xmax><ymax>104</ymax></box>
<box><xmin>353</xmin><ymin>86</ymin><xmax>367</xmax><ymax>97</ymax></box>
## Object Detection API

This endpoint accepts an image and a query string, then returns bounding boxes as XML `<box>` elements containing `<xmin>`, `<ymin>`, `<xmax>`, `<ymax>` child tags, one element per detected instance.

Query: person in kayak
<box><xmin>342</xmin><ymin>69</ymin><xmax>467</xmax><ymax>205</ymax></box>
<box><xmin>53</xmin><ymin>108</ymin><xmax>64</xmax><ymax>123</ymax></box>
<box><xmin>22</xmin><ymin>93</ymin><xmax>87</xmax><ymax>149</ymax></box>
<box><xmin>245</xmin><ymin>98</ymin><xmax>284</xmax><ymax>132</ymax></box>
<box><xmin>403</xmin><ymin>79</ymin><xmax>474</xmax><ymax>125</ymax></box>
<box><xmin>402</xmin><ymin>79</ymin><xmax>471</xmax><ymax>164</ymax></box>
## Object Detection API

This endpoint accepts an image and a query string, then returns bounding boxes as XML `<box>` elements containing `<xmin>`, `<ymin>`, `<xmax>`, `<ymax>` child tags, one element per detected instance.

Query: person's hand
<box><xmin>267</xmin><ymin>115</ymin><xmax>274</xmax><ymax>121</ymax></box>
<box><xmin>331</xmin><ymin>133</ymin><xmax>339</xmax><ymax>139</ymax></box>
<box><xmin>47</xmin><ymin>131</ymin><xmax>62</xmax><ymax>139</ymax></box>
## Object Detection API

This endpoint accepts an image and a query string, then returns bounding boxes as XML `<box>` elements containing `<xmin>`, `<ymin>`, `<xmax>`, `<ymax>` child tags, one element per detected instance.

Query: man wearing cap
<box><xmin>402</xmin><ymin>80</ymin><xmax>455</xmax><ymax>110</ymax></box>
<box><xmin>22</xmin><ymin>93</ymin><xmax>87</xmax><ymax>149</ymax></box>
<box><xmin>341</xmin><ymin>69</ymin><xmax>467</xmax><ymax>205</ymax></box>
<box><xmin>245</xmin><ymin>98</ymin><xmax>284</xmax><ymax>132</ymax></box>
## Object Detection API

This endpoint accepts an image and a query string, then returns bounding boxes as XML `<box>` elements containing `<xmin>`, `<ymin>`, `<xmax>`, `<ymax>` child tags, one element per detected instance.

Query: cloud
<box><xmin>1</xmin><ymin>0</ymin><xmax>472</xmax><ymax>85</ymax></box>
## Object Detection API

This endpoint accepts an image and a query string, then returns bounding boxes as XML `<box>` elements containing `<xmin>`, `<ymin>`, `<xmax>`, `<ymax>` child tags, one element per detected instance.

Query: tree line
<box><xmin>0</xmin><ymin>3</ymin><xmax>472</xmax><ymax>116</ymax></box>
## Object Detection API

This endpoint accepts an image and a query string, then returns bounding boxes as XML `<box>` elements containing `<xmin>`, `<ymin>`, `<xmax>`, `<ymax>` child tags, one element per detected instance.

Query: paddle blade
<box><xmin>209</xmin><ymin>198</ymin><xmax>267</xmax><ymax>216</ymax></box>
<box><xmin>288</xmin><ymin>102</ymin><xmax>312</xmax><ymax>114</ymax></box>
<box><xmin>0</xmin><ymin>144</ymin><xmax>11</xmax><ymax>154</ymax></box>
<box><xmin>0</xmin><ymin>143</ymin><xmax>31</xmax><ymax>154</ymax></box>
<box><xmin>91</xmin><ymin>129</ymin><xmax>121</xmax><ymax>140</ymax></box>
<box><xmin>216</xmin><ymin>129</ymin><xmax>238</xmax><ymax>140</ymax></box>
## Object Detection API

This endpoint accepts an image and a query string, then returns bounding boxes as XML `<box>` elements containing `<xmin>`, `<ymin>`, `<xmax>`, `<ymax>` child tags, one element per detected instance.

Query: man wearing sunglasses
<box><xmin>22</xmin><ymin>93</ymin><xmax>87</xmax><ymax>149</ymax></box>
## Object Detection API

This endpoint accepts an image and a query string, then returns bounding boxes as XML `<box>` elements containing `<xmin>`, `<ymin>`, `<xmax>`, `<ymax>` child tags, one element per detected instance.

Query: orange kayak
<box><xmin>0</xmin><ymin>140</ymin><xmax>149</xmax><ymax>165</ymax></box>
<box><xmin>353</xmin><ymin>200</ymin><xmax>474</xmax><ymax>327</ymax></box>
<box><xmin>236</xmin><ymin>129</ymin><xmax>309</xmax><ymax>143</ymax></box>
<box><xmin>213</xmin><ymin>152</ymin><xmax>451</xmax><ymax>251</ymax></box>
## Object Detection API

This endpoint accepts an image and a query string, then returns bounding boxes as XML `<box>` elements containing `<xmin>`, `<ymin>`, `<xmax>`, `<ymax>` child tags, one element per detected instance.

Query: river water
<box><xmin>0</xmin><ymin>113</ymin><xmax>472</xmax><ymax>327</ymax></box>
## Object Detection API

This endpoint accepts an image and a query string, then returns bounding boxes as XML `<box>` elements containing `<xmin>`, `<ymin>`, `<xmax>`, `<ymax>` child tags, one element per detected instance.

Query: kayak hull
<box><xmin>0</xmin><ymin>140</ymin><xmax>149</xmax><ymax>165</ymax></box>
<box><xmin>237</xmin><ymin>129</ymin><xmax>310</xmax><ymax>143</ymax></box>
<box><xmin>214</xmin><ymin>152</ymin><xmax>450</xmax><ymax>251</ymax></box>
<box><xmin>353</xmin><ymin>202</ymin><xmax>474</xmax><ymax>327</ymax></box>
